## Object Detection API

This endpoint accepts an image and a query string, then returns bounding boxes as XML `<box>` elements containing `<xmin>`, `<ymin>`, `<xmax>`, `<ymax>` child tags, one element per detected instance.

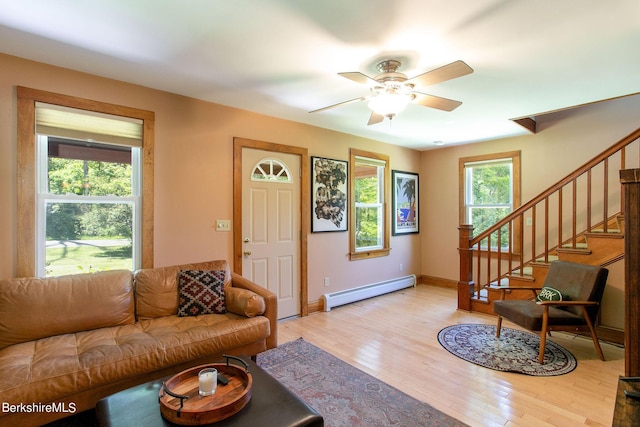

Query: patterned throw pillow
<box><xmin>177</xmin><ymin>270</ymin><xmax>226</xmax><ymax>316</ymax></box>
<box><xmin>536</xmin><ymin>286</ymin><xmax>565</xmax><ymax>303</ymax></box>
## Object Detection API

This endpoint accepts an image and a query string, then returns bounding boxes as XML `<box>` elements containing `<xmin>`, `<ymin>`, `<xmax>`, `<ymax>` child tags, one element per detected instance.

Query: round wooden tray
<box><xmin>159</xmin><ymin>356</ymin><xmax>253</xmax><ymax>426</ymax></box>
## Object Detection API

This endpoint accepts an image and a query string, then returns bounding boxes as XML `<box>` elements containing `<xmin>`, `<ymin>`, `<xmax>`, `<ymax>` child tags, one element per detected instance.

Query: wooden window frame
<box><xmin>17</xmin><ymin>87</ymin><xmax>155</xmax><ymax>276</ymax></box>
<box><xmin>349</xmin><ymin>148</ymin><xmax>390</xmax><ymax>260</ymax></box>
<box><xmin>458</xmin><ymin>150</ymin><xmax>521</xmax><ymax>252</ymax></box>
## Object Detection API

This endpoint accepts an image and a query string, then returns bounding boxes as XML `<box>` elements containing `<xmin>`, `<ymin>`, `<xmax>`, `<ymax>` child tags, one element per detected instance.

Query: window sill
<box><xmin>349</xmin><ymin>248</ymin><xmax>390</xmax><ymax>261</ymax></box>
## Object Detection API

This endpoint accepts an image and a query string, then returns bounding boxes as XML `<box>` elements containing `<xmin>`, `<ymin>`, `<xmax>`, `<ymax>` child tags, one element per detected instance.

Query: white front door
<box><xmin>241</xmin><ymin>148</ymin><xmax>300</xmax><ymax>319</ymax></box>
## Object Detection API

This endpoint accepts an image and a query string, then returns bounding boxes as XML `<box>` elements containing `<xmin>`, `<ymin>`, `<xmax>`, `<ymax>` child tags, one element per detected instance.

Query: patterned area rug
<box><xmin>437</xmin><ymin>324</ymin><xmax>577</xmax><ymax>376</ymax></box>
<box><xmin>257</xmin><ymin>338</ymin><xmax>467</xmax><ymax>427</ymax></box>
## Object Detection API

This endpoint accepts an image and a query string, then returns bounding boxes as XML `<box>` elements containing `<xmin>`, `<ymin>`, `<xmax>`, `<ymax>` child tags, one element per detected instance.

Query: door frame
<box><xmin>233</xmin><ymin>137</ymin><xmax>310</xmax><ymax>316</ymax></box>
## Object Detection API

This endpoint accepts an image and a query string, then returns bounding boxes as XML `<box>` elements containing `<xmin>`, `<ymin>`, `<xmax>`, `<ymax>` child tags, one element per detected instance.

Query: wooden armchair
<box><xmin>493</xmin><ymin>260</ymin><xmax>609</xmax><ymax>364</ymax></box>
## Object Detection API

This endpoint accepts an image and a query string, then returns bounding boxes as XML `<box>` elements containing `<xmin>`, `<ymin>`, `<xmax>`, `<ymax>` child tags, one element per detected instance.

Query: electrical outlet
<box><xmin>216</xmin><ymin>220</ymin><xmax>231</xmax><ymax>231</ymax></box>
<box><xmin>399</xmin><ymin>263</ymin><xmax>403</xmax><ymax>271</ymax></box>
<box><xmin>324</xmin><ymin>277</ymin><xmax>330</xmax><ymax>287</ymax></box>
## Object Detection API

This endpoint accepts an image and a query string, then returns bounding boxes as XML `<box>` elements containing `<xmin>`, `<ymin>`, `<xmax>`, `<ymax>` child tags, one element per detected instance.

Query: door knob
<box><xmin>243</xmin><ymin>250</ymin><xmax>252</xmax><ymax>256</ymax></box>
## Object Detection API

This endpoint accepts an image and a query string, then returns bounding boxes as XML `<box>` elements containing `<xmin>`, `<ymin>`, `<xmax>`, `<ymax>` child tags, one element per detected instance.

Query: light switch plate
<box><xmin>216</xmin><ymin>220</ymin><xmax>231</xmax><ymax>231</ymax></box>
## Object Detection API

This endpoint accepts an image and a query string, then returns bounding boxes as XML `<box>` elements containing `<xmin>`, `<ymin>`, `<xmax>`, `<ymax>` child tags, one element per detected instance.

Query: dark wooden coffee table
<box><xmin>96</xmin><ymin>356</ymin><xmax>323</xmax><ymax>427</ymax></box>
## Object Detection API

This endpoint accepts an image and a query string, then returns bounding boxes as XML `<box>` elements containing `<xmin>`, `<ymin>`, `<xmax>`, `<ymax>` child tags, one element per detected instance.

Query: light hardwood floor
<box><xmin>277</xmin><ymin>284</ymin><xmax>625</xmax><ymax>427</ymax></box>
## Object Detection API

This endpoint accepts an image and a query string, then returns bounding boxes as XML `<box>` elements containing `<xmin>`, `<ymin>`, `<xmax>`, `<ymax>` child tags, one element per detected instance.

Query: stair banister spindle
<box><xmin>508</xmin><ymin>220</ymin><xmax>513</xmax><ymax>274</ymax></box>
<box><xmin>519</xmin><ymin>210</ymin><xmax>524</xmax><ymax>271</ymax></box>
<box><xmin>486</xmin><ymin>234</ymin><xmax>491</xmax><ymax>287</ymax></box>
<box><xmin>497</xmin><ymin>226</ymin><xmax>502</xmax><ymax>280</ymax></box>
<box><xmin>587</xmin><ymin>169</ymin><xmax>592</xmax><ymax>232</ymax></box>
<box><xmin>572</xmin><ymin>180</ymin><xmax>577</xmax><ymax>247</ymax></box>
<box><xmin>603</xmin><ymin>158</ymin><xmax>609</xmax><ymax>232</ymax></box>
<box><xmin>544</xmin><ymin>197</ymin><xmax>549</xmax><ymax>263</ymax></box>
<box><xmin>531</xmin><ymin>207</ymin><xmax>536</xmax><ymax>266</ymax></box>
<box><xmin>620</xmin><ymin>147</ymin><xmax>626</xmax><ymax>213</ymax></box>
<box><xmin>558</xmin><ymin>188</ymin><xmax>563</xmax><ymax>248</ymax></box>
<box><xmin>476</xmin><ymin>236</ymin><xmax>482</xmax><ymax>296</ymax></box>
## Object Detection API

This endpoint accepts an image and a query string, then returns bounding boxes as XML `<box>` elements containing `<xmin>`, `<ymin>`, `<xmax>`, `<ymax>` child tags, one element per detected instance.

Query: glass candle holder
<box><xmin>198</xmin><ymin>368</ymin><xmax>217</xmax><ymax>396</ymax></box>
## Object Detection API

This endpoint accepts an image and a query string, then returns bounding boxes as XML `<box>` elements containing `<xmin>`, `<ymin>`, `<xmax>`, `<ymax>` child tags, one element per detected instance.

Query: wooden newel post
<box><xmin>620</xmin><ymin>169</ymin><xmax>640</xmax><ymax>377</ymax></box>
<box><xmin>458</xmin><ymin>224</ymin><xmax>475</xmax><ymax>311</ymax></box>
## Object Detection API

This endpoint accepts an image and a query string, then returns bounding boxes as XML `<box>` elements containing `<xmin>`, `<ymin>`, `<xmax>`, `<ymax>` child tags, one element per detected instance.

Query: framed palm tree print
<box><xmin>392</xmin><ymin>170</ymin><xmax>419</xmax><ymax>235</ymax></box>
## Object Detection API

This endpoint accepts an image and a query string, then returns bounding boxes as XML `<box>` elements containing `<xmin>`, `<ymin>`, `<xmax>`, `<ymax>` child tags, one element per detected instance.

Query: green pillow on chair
<box><xmin>536</xmin><ymin>286</ymin><xmax>566</xmax><ymax>303</ymax></box>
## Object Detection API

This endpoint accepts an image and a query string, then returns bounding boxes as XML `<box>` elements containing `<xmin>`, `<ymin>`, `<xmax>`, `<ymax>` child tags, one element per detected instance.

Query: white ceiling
<box><xmin>0</xmin><ymin>0</ymin><xmax>638</xmax><ymax>150</ymax></box>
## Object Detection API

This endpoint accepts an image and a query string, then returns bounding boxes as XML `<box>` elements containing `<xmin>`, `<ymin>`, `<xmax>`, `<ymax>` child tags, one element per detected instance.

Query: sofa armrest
<box><xmin>230</xmin><ymin>272</ymin><xmax>277</xmax><ymax>350</ymax></box>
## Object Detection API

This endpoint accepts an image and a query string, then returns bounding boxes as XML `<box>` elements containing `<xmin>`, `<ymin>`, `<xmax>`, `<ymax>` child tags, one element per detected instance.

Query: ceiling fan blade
<box><xmin>414</xmin><ymin>92</ymin><xmax>463</xmax><ymax>111</ymax></box>
<box><xmin>367</xmin><ymin>112</ymin><xmax>384</xmax><ymax>126</ymax></box>
<box><xmin>309</xmin><ymin>96</ymin><xmax>366</xmax><ymax>113</ymax></box>
<box><xmin>408</xmin><ymin>60</ymin><xmax>473</xmax><ymax>87</ymax></box>
<box><xmin>338</xmin><ymin>72</ymin><xmax>379</xmax><ymax>86</ymax></box>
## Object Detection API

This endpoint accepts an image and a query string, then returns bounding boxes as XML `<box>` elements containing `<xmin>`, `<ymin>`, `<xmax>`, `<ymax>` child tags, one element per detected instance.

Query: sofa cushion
<box><xmin>225</xmin><ymin>287</ymin><xmax>266</xmax><ymax>317</ymax></box>
<box><xmin>177</xmin><ymin>270</ymin><xmax>226</xmax><ymax>316</ymax></box>
<box><xmin>135</xmin><ymin>260</ymin><xmax>231</xmax><ymax>320</ymax></box>
<box><xmin>0</xmin><ymin>270</ymin><xmax>134</xmax><ymax>350</ymax></box>
<box><xmin>0</xmin><ymin>313</ymin><xmax>270</xmax><ymax>405</ymax></box>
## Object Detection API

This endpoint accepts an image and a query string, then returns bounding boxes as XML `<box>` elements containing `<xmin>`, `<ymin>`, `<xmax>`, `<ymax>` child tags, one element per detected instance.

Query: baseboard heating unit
<box><xmin>322</xmin><ymin>274</ymin><xmax>417</xmax><ymax>312</ymax></box>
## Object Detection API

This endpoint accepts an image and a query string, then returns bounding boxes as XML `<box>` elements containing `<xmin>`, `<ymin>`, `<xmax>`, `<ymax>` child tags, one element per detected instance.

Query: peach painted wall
<box><xmin>0</xmin><ymin>53</ymin><xmax>421</xmax><ymax>304</ymax></box>
<box><xmin>419</xmin><ymin>94</ymin><xmax>640</xmax><ymax>329</ymax></box>
<box><xmin>420</xmin><ymin>94</ymin><xmax>640</xmax><ymax>281</ymax></box>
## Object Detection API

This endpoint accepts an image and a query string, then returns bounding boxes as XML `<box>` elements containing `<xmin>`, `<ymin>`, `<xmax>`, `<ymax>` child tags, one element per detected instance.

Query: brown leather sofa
<box><xmin>0</xmin><ymin>260</ymin><xmax>277</xmax><ymax>426</ymax></box>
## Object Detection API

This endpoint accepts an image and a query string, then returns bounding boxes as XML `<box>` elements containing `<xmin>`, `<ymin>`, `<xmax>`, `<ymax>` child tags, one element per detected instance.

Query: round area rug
<box><xmin>437</xmin><ymin>324</ymin><xmax>577</xmax><ymax>376</ymax></box>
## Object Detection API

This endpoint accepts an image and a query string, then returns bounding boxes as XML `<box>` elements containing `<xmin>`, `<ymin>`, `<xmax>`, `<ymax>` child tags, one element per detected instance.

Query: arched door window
<box><xmin>251</xmin><ymin>158</ymin><xmax>292</xmax><ymax>183</ymax></box>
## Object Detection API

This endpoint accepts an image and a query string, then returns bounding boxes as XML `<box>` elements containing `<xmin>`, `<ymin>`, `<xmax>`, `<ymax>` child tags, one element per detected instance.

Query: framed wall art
<box><xmin>392</xmin><ymin>170</ymin><xmax>419</xmax><ymax>235</ymax></box>
<box><xmin>311</xmin><ymin>156</ymin><xmax>348</xmax><ymax>232</ymax></box>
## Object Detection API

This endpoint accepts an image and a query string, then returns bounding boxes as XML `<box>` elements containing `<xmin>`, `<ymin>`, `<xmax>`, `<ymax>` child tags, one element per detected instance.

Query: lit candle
<box><xmin>198</xmin><ymin>368</ymin><xmax>217</xmax><ymax>396</ymax></box>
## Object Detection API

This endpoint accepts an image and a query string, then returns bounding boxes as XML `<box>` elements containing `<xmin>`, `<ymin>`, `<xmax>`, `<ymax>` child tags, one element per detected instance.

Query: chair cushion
<box><xmin>493</xmin><ymin>300</ymin><xmax>585</xmax><ymax>331</ymax></box>
<box><xmin>541</xmin><ymin>261</ymin><xmax>608</xmax><ymax>317</ymax></box>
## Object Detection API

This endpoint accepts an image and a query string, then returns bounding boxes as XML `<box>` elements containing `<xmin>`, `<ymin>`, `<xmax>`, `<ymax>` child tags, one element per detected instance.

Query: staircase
<box><xmin>458</xmin><ymin>127</ymin><xmax>640</xmax><ymax>344</ymax></box>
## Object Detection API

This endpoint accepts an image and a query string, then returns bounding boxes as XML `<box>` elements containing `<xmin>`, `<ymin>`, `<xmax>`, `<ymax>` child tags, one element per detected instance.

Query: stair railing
<box><xmin>458</xmin><ymin>127</ymin><xmax>640</xmax><ymax>310</ymax></box>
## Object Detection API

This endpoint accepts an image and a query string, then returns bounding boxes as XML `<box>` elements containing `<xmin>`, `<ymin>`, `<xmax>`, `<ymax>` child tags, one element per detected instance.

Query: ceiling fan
<box><xmin>310</xmin><ymin>59</ymin><xmax>473</xmax><ymax>125</ymax></box>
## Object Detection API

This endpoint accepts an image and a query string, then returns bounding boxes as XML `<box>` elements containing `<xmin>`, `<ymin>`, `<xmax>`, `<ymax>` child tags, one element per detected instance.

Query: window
<box><xmin>251</xmin><ymin>158</ymin><xmax>292</xmax><ymax>182</ymax></box>
<box><xmin>349</xmin><ymin>149</ymin><xmax>390</xmax><ymax>260</ymax></box>
<box><xmin>17</xmin><ymin>87</ymin><xmax>154</xmax><ymax>277</ymax></box>
<box><xmin>38</xmin><ymin>137</ymin><xmax>140</xmax><ymax>276</ymax></box>
<box><xmin>36</xmin><ymin>103</ymin><xmax>143</xmax><ymax>276</ymax></box>
<box><xmin>459</xmin><ymin>151</ymin><xmax>520</xmax><ymax>249</ymax></box>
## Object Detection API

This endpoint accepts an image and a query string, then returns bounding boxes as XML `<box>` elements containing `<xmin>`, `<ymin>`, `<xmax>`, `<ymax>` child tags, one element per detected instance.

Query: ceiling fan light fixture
<box><xmin>310</xmin><ymin>58</ymin><xmax>472</xmax><ymax>126</ymax></box>
<box><xmin>367</xmin><ymin>85</ymin><xmax>414</xmax><ymax>118</ymax></box>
